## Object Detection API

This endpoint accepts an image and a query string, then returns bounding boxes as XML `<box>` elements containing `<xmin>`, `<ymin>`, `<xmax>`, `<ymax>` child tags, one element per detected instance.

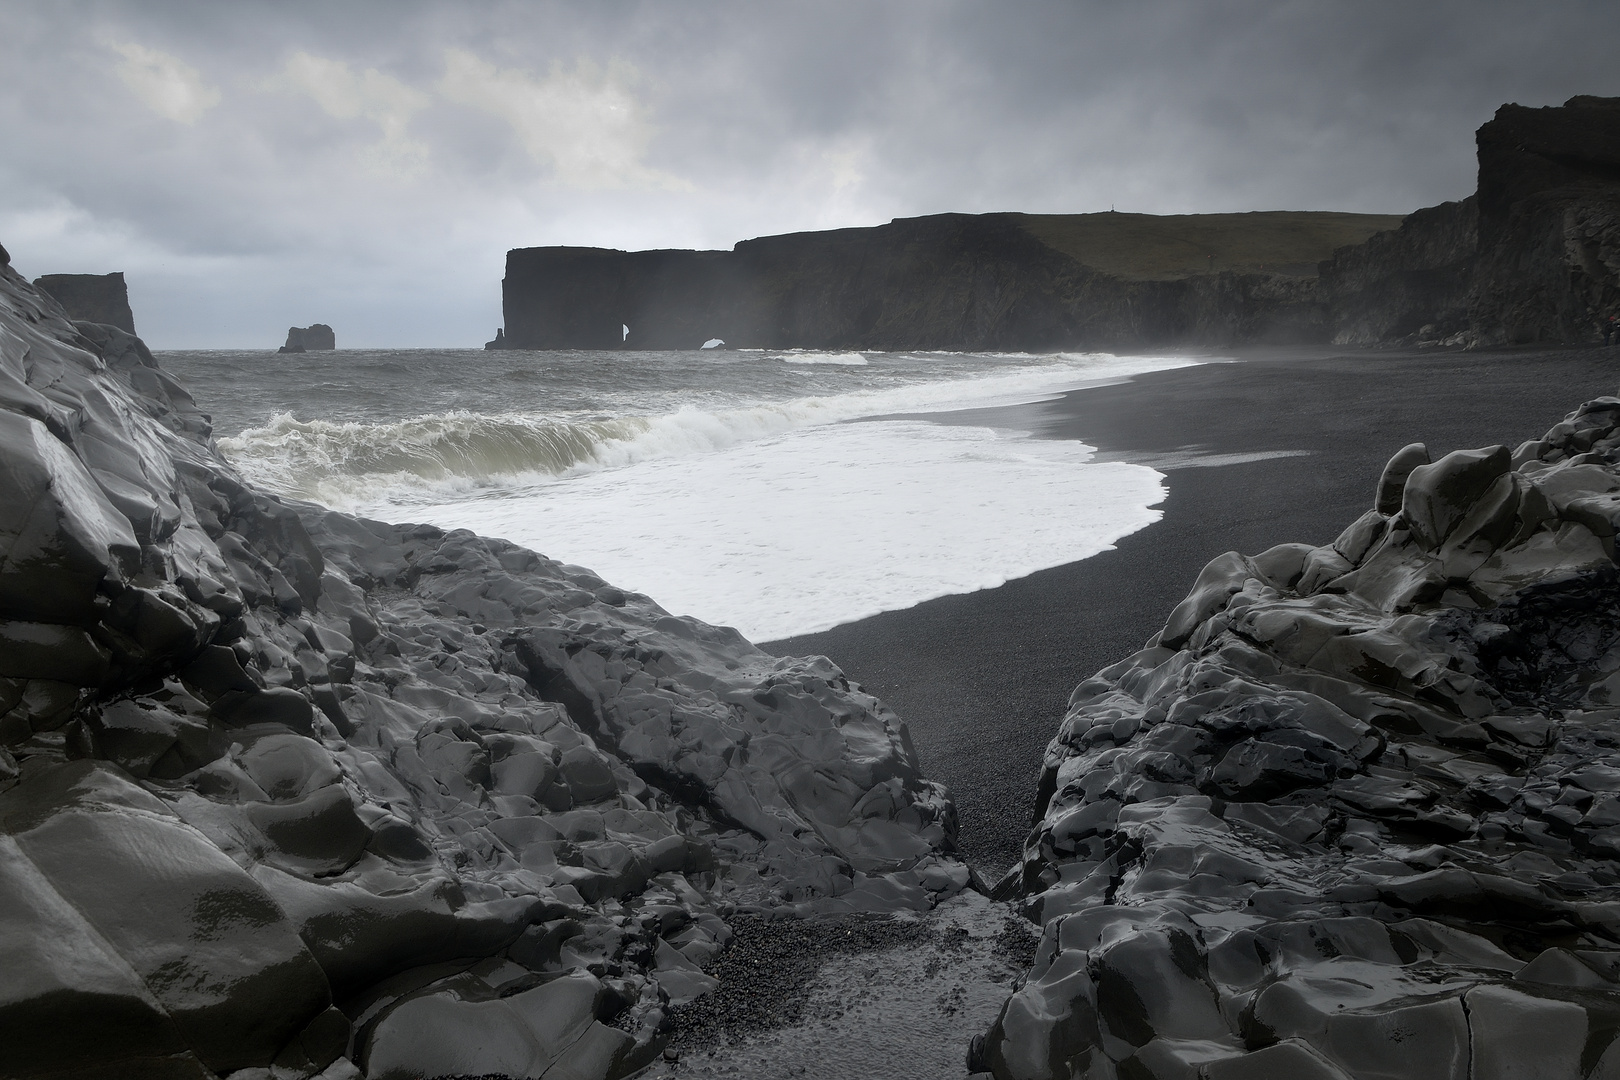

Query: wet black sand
<box><xmin>765</xmin><ymin>345</ymin><xmax>1620</xmax><ymax>876</ymax></box>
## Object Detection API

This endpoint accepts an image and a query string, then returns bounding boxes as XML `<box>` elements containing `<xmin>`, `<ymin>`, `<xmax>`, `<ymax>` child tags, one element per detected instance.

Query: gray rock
<box><xmin>1375</xmin><ymin>442</ymin><xmax>1430</xmax><ymax>515</ymax></box>
<box><xmin>0</xmin><ymin>761</ymin><xmax>333</xmax><ymax>1077</ymax></box>
<box><xmin>980</xmin><ymin>401</ymin><xmax>1620</xmax><ymax>1078</ymax></box>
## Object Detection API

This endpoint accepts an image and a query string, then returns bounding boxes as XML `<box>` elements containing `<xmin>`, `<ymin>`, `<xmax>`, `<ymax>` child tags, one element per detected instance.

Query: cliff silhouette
<box><xmin>499</xmin><ymin>96</ymin><xmax>1620</xmax><ymax>352</ymax></box>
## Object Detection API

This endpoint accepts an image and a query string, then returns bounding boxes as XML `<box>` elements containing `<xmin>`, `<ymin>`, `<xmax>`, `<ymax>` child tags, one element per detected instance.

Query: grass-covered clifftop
<box><xmin>1016</xmin><ymin>210</ymin><xmax>1403</xmax><ymax>281</ymax></box>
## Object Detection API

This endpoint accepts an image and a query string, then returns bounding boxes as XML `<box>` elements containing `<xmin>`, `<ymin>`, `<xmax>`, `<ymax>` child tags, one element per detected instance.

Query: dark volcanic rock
<box><xmin>31</xmin><ymin>272</ymin><xmax>137</xmax><ymax>334</ymax></box>
<box><xmin>0</xmin><ymin>261</ymin><xmax>963</xmax><ymax>1079</ymax></box>
<box><xmin>281</xmin><ymin>324</ymin><xmax>336</xmax><ymax>352</ymax></box>
<box><xmin>977</xmin><ymin>397</ymin><xmax>1620</xmax><ymax>1078</ymax></box>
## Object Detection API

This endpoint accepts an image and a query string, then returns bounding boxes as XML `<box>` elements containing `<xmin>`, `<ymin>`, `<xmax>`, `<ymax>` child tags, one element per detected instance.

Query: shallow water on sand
<box><xmin>160</xmin><ymin>346</ymin><xmax>1203</xmax><ymax>640</ymax></box>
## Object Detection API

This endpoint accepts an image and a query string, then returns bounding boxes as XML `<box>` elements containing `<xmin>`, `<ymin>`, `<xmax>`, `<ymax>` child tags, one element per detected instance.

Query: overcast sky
<box><xmin>3</xmin><ymin>0</ymin><xmax>1615</xmax><ymax>348</ymax></box>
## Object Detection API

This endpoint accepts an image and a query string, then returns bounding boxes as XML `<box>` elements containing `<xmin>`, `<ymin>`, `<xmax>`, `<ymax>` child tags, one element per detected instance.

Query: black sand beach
<box><xmin>765</xmin><ymin>345</ymin><xmax>1620</xmax><ymax>876</ymax></box>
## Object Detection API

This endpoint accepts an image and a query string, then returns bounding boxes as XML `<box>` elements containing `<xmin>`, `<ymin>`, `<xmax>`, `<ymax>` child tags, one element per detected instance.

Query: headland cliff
<box><xmin>499</xmin><ymin>96</ymin><xmax>1620</xmax><ymax>351</ymax></box>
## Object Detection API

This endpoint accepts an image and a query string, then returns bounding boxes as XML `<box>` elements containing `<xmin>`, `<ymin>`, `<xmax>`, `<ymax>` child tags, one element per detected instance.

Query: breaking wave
<box><xmin>219</xmin><ymin>353</ymin><xmax>1203</xmax><ymax>507</ymax></box>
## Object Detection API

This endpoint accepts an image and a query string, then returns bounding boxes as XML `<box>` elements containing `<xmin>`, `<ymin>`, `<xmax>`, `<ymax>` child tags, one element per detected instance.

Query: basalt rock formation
<box><xmin>281</xmin><ymin>324</ymin><xmax>336</xmax><ymax>353</ymax></box>
<box><xmin>0</xmin><ymin>263</ymin><xmax>963</xmax><ymax>1079</ymax></box>
<box><xmin>31</xmin><ymin>272</ymin><xmax>137</xmax><ymax>335</ymax></box>
<box><xmin>975</xmin><ymin>399</ymin><xmax>1620</xmax><ymax>1079</ymax></box>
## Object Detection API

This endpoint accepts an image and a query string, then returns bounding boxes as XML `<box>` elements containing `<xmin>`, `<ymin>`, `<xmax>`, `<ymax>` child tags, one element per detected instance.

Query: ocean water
<box><xmin>157</xmin><ymin>347</ymin><xmax>1200</xmax><ymax>642</ymax></box>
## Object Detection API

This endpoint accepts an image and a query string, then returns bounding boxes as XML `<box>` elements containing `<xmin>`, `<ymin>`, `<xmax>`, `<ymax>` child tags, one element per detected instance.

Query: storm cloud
<box><xmin>2</xmin><ymin>0</ymin><xmax>1615</xmax><ymax>346</ymax></box>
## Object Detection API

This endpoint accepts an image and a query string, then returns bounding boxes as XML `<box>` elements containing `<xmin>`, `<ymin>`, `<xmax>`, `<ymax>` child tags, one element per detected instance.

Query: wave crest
<box><xmin>219</xmin><ymin>399</ymin><xmax>851</xmax><ymax>503</ymax></box>
<box><xmin>776</xmin><ymin>352</ymin><xmax>868</xmax><ymax>366</ymax></box>
<box><xmin>218</xmin><ymin>352</ymin><xmax>1201</xmax><ymax>505</ymax></box>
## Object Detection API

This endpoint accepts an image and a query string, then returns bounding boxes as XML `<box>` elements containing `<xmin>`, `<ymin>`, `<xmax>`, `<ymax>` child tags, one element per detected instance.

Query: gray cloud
<box><xmin>2</xmin><ymin>0</ymin><xmax>1615</xmax><ymax>346</ymax></box>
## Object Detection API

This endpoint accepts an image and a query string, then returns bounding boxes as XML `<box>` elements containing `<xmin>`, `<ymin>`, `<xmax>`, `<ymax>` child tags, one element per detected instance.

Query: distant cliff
<box><xmin>1316</xmin><ymin>198</ymin><xmax>1478</xmax><ymax>345</ymax></box>
<box><xmin>1319</xmin><ymin>95</ymin><xmax>1620</xmax><ymax>348</ymax></box>
<box><xmin>500</xmin><ymin>96</ymin><xmax>1620</xmax><ymax>352</ymax></box>
<box><xmin>31</xmin><ymin>271</ymin><xmax>136</xmax><ymax>334</ymax></box>
<box><xmin>500</xmin><ymin>212</ymin><xmax>1398</xmax><ymax>351</ymax></box>
<box><xmin>1468</xmin><ymin>95</ymin><xmax>1620</xmax><ymax>344</ymax></box>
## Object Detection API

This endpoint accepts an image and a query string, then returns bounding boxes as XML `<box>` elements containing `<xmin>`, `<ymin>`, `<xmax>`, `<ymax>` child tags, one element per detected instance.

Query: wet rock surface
<box><xmin>978</xmin><ymin>397</ymin><xmax>1620</xmax><ymax>1078</ymax></box>
<box><xmin>0</xmin><ymin>264</ymin><xmax>965</xmax><ymax>1079</ymax></box>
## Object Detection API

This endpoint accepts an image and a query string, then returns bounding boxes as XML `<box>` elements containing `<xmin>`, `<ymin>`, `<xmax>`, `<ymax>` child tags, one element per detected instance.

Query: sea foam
<box><xmin>371</xmin><ymin>418</ymin><xmax>1166</xmax><ymax>642</ymax></box>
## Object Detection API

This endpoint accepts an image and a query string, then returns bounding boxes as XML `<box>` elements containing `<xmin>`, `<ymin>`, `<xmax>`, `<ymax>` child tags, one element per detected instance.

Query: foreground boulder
<box><xmin>978</xmin><ymin>399</ymin><xmax>1620</xmax><ymax>1077</ymax></box>
<box><xmin>0</xmin><ymin>261</ymin><xmax>962</xmax><ymax>1079</ymax></box>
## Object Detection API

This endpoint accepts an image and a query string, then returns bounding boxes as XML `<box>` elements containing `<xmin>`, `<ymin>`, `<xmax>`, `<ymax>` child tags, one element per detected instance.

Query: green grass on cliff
<box><xmin>1017</xmin><ymin>210</ymin><xmax>1406</xmax><ymax>280</ymax></box>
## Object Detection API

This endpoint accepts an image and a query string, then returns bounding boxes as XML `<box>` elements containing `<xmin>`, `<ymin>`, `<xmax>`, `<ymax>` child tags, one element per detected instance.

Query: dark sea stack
<box><xmin>500</xmin><ymin>212</ymin><xmax>1399</xmax><ymax>351</ymax></box>
<box><xmin>1469</xmin><ymin>96</ymin><xmax>1620</xmax><ymax>344</ymax></box>
<box><xmin>975</xmin><ymin>401</ymin><xmax>1620</xmax><ymax>1079</ymax></box>
<box><xmin>0</xmin><ymin>259</ymin><xmax>963</xmax><ymax>1078</ymax></box>
<box><xmin>484</xmin><ymin>326</ymin><xmax>510</xmax><ymax>349</ymax></box>
<box><xmin>280</xmin><ymin>323</ymin><xmax>336</xmax><ymax>352</ymax></box>
<box><xmin>31</xmin><ymin>271</ymin><xmax>137</xmax><ymax>334</ymax></box>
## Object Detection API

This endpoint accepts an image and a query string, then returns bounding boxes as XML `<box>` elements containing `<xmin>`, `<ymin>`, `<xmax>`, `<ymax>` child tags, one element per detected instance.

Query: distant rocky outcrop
<box><xmin>485</xmin><ymin>326</ymin><xmax>509</xmax><ymax>350</ymax></box>
<box><xmin>974</xmin><ymin>399</ymin><xmax>1620</xmax><ymax>1078</ymax></box>
<box><xmin>280</xmin><ymin>323</ymin><xmax>335</xmax><ymax>352</ymax></box>
<box><xmin>31</xmin><ymin>271</ymin><xmax>136</xmax><ymax>335</ymax></box>
<box><xmin>0</xmin><ymin>263</ymin><xmax>962</xmax><ymax>1079</ymax></box>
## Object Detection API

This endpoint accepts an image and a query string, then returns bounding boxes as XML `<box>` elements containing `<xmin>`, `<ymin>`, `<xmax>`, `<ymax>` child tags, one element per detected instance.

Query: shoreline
<box><xmin>764</xmin><ymin>343</ymin><xmax>1620</xmax><ymax>875</ymax></box>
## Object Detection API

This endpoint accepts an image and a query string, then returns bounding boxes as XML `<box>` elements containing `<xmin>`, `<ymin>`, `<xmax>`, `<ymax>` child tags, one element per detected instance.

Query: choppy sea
<box><xmin>155</xmin><ymin>347</ymin><xmax>1201</xmax><ymax>642</ymax></box>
